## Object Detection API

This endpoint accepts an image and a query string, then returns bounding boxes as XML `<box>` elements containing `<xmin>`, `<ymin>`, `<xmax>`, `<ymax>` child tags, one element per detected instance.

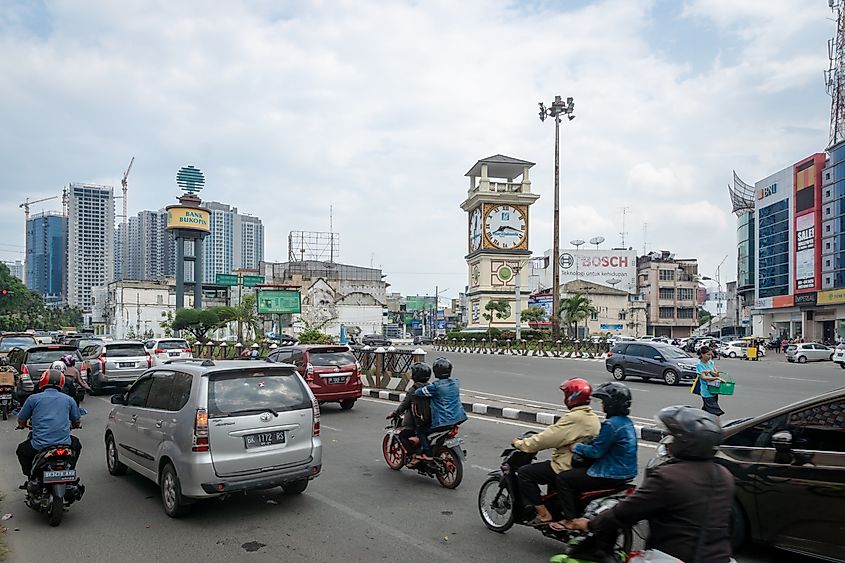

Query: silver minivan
<box><xmin>85</xmin><ymin>340</ymin><xmax>151</xmax><ymax>394</ymax></box>
<box><xmin>104</xmin><ymin>359</ymin><xmax>322</xmax><ymax>517</ymax></box>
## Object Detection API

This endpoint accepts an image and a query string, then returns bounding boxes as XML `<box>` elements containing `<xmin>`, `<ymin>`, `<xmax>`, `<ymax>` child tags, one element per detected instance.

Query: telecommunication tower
<box><xmin>827</xmin><ymin>1</ymin><xmax>845</xmax><ymax>148</ymax></box>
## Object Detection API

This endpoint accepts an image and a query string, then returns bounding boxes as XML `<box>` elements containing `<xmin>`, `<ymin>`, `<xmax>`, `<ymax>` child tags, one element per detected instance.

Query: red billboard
<box><xmin>793</xmin><ymin>154</ymin><xmax>825</xmax><ymax>293</ymax></box>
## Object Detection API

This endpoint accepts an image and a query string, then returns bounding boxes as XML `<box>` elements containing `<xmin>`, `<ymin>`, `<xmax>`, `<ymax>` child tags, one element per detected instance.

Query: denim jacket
<box><xmin>414</xmin><ymin>378</ymin><xmax>467</xmax><ymax>428</ymax></box>
<box><xmin>572</xmin><ymin>415</ymin><xmax>638</xmax><ymax>480</ymax></box>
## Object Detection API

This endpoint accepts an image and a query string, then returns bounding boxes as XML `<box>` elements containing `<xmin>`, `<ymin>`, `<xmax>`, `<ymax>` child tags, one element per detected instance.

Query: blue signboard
<box><xmin>411</xmin><ymin>320</ymin><xmax>421</xmax><ymax>329</ymax></box>
<box><xmin>527</xmin><ymin>293</ymin><xmax>554</xmax><ymax>322</ymax></box>
<box><xmin>436</xmin><ymin>320</ymin><xmax>447</xmax><ymax>330</ymax></box>
<box><xmin>599</xmin><ymin>323</ymin><xmax>624</xmax><ymax>331</ymax></box>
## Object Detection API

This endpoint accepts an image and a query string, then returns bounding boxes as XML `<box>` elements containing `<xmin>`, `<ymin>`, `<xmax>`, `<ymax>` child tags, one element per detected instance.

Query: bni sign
<box><xmin>758</xmin><ymin>183</ymin><xmax>777</xmax><ymax>200</ymax></box>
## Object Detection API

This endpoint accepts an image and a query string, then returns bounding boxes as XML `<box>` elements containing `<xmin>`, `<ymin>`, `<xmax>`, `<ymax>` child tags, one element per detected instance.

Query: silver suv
<box><xmin>85</xmin><ymin>340</ymin><xmax>151</xmax><ymax>394</ymax></box>
<box><xmin>104</xmin><ymin>359</ymin><xmax>322</xmax><ymax>517</ymax></box>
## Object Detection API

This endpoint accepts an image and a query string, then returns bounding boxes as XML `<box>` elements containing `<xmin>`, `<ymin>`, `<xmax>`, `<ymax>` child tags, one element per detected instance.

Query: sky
<box><xmin>0</xmin><ymin>0</ymin><xmax>835</xmax><ymax>301</ymax></box>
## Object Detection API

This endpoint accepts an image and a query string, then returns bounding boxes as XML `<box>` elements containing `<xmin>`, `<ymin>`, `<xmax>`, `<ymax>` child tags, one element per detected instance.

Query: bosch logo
<box><xmin>559</xmin><ymin>253</ymin><xmax>574</xmax><ymax>269</ymax></box>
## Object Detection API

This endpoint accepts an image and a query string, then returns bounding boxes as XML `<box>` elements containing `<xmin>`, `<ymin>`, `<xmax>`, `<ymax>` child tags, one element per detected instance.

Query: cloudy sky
<box><xmin>0</xmin><ymin>0</ymin><xmax>834</xmax><ymax>300</ymax></box>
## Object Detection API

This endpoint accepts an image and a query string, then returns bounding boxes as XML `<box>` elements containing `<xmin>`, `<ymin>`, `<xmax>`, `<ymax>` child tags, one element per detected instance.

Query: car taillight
<box><xmin>306</xmin><ymin>363</ymin><xmax>314</xmax><ymax>382</ymax></box>
<box><xmin>183</xmin><ymin>348</ymin><xmax>192</xmax><ymax>353</ymax></box>
<box><xmin>154</xmin><ymin>348</ymin><xmax>165</xmax><ymax>354</ymax></box>
<box><xmin>21</xmin><ymin>364</ymin><xmax>29</xmax><ymax>377</ymax></box>
<box><xmin>99</xmin><ymin>353</ymin><xmax>106</xmax><ymax>375</ymax></box>
<box><xmin>146</xmin><ymin>352</ymin><xmax>152</xmax><ymax>368</ymax></box>
<box><xmin>311</xmin><ymin>396</ymin><xmax>320</xmax><ymax>436</ymax></box>
<box><xmin>606</xmin><ymin>351</ymin><xmax>613</xmax><ymax>357</ymax></box>
<box><xmin>193</xmin><ymin>408</ymin><xmax>209</xmax><ymax>452</ymax></box>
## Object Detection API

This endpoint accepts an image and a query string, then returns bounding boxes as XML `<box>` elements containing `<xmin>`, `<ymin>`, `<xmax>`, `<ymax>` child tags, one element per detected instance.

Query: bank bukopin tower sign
<box><xmin>167</xmin><ymin>166</ymin><xmax>211</xmax><ymax>309</ymax></box>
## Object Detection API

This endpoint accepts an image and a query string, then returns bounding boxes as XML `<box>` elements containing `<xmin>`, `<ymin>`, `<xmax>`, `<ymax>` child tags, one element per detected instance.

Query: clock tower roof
<box><xmin>465</xmin><ymin>154</ymin><xmax>535</xmax><ymax>179</ymax></box>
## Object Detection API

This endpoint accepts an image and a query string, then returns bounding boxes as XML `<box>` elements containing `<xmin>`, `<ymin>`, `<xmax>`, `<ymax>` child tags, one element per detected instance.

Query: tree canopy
<box><xmin>0</xmin><ymin>263</ymin><xmax>83</xmax><ymax>331</ymax></box>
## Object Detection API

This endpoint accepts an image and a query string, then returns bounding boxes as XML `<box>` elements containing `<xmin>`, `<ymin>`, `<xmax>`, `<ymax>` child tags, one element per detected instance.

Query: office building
<box><xmin>126</xmin><ymin>210</ymin><xmax>176</xmax><ymax>281</ymax></box>
<box><xmin>5</xmin><ymin>260</ymin><xmax>24</xmax><ymax>282</ymax></box>
<box><xmin>201</xmin><ymin>202</ymin><xmax>264</xmax><ymax>283</ymax></box>
<box><xmin>636</xmin><ymin>251</ymin><xmax>700</xmax><ymax>338</ymax></box>
<box><xmin>67</xmin><ymin>183</ymin><xmax>115</xmax><ymax>311</ymax></box>
<box><xmin>25</xmin><ymin>212</ymin><xmax>67</xmax><ymax>304</ymax></box>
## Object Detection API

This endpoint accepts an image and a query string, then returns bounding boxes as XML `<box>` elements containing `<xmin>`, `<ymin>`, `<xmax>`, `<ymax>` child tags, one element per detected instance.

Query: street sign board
<box><xmin>242</xmin><ymin>275</ymin><xmax>265</xmax><ymax>287</ymax></box>
<box><xmin>257</xmin><ymin>289</ymin><xmax>301</xmax><ymax>314</ymax></box>
<box><xmin>215</xmin><ymin>274</ymin><xmax>239</xmax><ymax>286</ymax></box>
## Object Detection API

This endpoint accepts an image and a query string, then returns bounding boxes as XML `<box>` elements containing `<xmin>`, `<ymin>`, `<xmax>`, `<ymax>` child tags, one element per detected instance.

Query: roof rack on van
<box><xmin>164</xmin><ymin>358</ymin><xmax>216</xmax><ymax>367</ymax></box>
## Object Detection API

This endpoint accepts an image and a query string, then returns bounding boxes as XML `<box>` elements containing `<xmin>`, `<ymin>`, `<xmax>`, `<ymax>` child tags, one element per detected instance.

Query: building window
<box><xmin>659</xmin><ymin>270</ymin><xmax>675</xmax><ymax>281</ymax></box>
<box><xmin>659</xmin><ymin>288</ymin><xmax>675</xmax><ymax>300</ymax></box>
<box><xmin>678</xmin><ymin>288</ymin><xmax>694</xmax><ymax>301</ymax></box>
<box><xmin>677</xmin><ymin>308</ymin><xmax>695</xmax><ymax>319</ymax></box>
<box><xmin>618</xmin><ymin>310</ymin><xmax>627</xmax><ymax>320</ymax></box>
<box><xmin>590</xmin><ymin>311</ymin><xmax>598</xmax><ymax>321</ymax></box>
<box><xmin>659</xmin><ymin>307</ymin><xmax>675</xmax><ymax>319</ymax></box>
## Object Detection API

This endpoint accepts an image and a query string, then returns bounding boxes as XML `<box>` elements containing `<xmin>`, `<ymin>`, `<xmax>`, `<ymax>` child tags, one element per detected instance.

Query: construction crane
<box><xmin>119</xmin><ymin>157</ymin><xmax>134</xmax><ymax>281</ymax></box>
<box><xmin>19</xmin><ymin>195</ymin><xmax>60</xmax><ymax>223</ymax></box>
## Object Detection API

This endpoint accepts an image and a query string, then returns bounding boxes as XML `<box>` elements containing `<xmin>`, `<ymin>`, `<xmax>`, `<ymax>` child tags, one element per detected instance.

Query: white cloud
<box><xmin>0</xmin><ymin>0</ymin><xmax>835</xmax><ymax>297</ymax></box>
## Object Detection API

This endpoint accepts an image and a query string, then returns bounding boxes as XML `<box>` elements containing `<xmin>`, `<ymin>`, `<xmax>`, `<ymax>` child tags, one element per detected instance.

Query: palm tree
<box><xmin>234</xmin><ymin>293</ymin><xmax>263</xmax><ymax>342</ymax></box>
<box><xmin>560</xmin><ymin>293</ymin><xmax>597</xmax><ymax>339</ymax></box>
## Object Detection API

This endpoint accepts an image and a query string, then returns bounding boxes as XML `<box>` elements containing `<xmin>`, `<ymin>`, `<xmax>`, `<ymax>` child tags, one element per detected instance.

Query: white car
<box><xmin>721</xmin><ymin>341</ymin><xmax>747</xmax><ymax>358</ymax></box>
<box><xmin>833</xmin><ymin>344</ymin><xmax>845</xmax><ymax>368</ymax></box>
<box><xmin>144</xmin><ymin>338</ymin><xmax>193</xmax><ymax>366</ymax></box>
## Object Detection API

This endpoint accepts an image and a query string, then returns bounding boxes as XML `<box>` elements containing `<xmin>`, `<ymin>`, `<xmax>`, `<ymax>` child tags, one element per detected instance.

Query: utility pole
<box><xmin>539</xmin><ymin>95</ymin><xmax>575</xmax><ymax>341</ymax></box>
<box><xmin>619</xmin><ymin>207</ymin><xmax>630</xmax><ymax>248</ymax></box>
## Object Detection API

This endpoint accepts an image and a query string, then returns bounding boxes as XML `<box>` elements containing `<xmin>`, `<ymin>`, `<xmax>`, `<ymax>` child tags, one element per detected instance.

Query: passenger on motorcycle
<box><xmin>15</xmin><ymin>369</ymin><xmax>82</xmax><ymax>488</ymax></box>
<box><xmin>387</xmin><ymin>362</ymin><xmax>432</xmax><ymax>464</ymax></box>
<box><xmin>413</xmin><ymin>357</ymin><xmax>467</xmax><ymax>461</ymax></box>
<box><xmin>511</xmin><ymin>378</ymin><xmax>600</xmax><ymax>527</ymax></box>
<box><xmin>59</xmin><ymin>355</ymin><xmax>91</xmax><ymax>395</ymax></box>
<box><xmin>550</xmin><ymin>382</ymin><xmax>638</xmax><ymax>531</ymax></box>
<box><xmin>568</xmin><ymin>406</ymin><xmax>735</xmax><ymax>563</ymax></box>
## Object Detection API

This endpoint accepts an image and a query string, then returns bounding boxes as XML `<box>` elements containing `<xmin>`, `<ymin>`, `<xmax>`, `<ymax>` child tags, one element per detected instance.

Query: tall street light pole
<box><xmin>539</xmin><ymin>96</ymin><xmax>575</xmax><ymax>341</ymax></box>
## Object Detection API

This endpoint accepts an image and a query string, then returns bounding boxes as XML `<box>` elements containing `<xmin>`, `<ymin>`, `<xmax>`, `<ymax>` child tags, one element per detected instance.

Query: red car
<box><xmin>267</xmin><ymin>345</ymin><xmax>362</xmax><ymax>410</ymax></box>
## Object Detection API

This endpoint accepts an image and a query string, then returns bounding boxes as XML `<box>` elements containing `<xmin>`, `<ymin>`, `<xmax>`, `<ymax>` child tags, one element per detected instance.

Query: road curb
<box><xmin>362</xmin><ymin>388</ymin><xmax>662</xmax><ymax>441</ymax></box>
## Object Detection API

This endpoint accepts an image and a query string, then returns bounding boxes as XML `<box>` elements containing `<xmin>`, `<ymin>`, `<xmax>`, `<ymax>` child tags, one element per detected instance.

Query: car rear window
<box><xmin>27</xmin><ymin>349</ymin><xmax>80</xmax><ymax>364</ymax></box>
<box><xmin>207</xmin><ymin>368</ymin><xmax>310</xmax><ymax>416</ymax></box>
<box><xmin>309</xmin><ymin>349</ymin><xmax>357</xmax><ymax>366</ymax></box>
<box><xmin>0</xmin><ymin>336</ymin><xmax>37</xmax><ymax>352</ymax></box>
<box><xmin>106</xmin><ymin>344</ymin><xmax>147</xmax><ymax>357</ymax></box>
<box><xmin>157</xmin><ymin>340</ymin><xmax>188</xmax><ymax>350</ymax></box>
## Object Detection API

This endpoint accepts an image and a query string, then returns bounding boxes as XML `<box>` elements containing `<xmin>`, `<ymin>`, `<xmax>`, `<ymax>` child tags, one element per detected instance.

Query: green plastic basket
<box><xmin>708</xmin><ymin>374</ymin><xmax>735</xmax><ymax>396</ymax></box>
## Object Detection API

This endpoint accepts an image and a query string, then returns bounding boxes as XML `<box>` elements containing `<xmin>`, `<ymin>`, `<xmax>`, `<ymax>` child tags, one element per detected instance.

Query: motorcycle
<box><xmin>382</xmin><ymin>413</ymin><xmax>466</xmax><ymax>489</ymax></box>
<box><xmin>0</xmin><ymin>384</ymin><xmax>16</xmax><ymax>420</ymax></box>
<box><xmin>477</xmin><ymin>432</ymin><xmax>635</xmax><ymax>553</ymax></box>
<box><xmin>16</xmin><ymin>411</ymin><xmax>86</xmax><ymax>526</ymax></box>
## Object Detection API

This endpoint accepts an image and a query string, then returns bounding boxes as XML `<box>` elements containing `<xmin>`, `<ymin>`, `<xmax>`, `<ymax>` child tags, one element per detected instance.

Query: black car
<box><xmin>5</xmin><ymin>345</ymin><xmax>84</xmax><ymax>402</ymax></box>
<box><xmin>605</xmin><ymin>342</ymin><xmax>697</xmax><ymax>386</ymax></box>
<box><xmin>657</xmin><ymin>388</ymin><xmax>845</xmax><ymax>561</ymax></box>
<box><xmin>361</xmin><ymin>334</ymin><xmax>392</xmax><ymax>347</ymax></box>
<box><xmin>413</xmin><ymin>336</ymin><xmax>434</xmax><ymax>345</ymax></box>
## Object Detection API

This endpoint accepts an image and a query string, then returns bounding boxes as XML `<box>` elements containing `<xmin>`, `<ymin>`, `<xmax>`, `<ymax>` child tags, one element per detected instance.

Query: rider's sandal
<box><xmin>548</xmin><ymin>520</ymin><xmax>575</xmax><ymax>532</ymax></box>
<box><xmin>525</xmin><ymin>516</ymin><xmax>553</xmax><ymax>528</ymax></box>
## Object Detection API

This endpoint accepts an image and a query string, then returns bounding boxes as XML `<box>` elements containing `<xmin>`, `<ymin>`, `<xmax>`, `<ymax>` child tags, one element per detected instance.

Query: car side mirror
<box><xmin>772</xmin><ymin>430</ymin><xmax>793</xmax><ymax>453</ymax></box>
<box><xmin>110</xmin><ymin>394</ymin><xmax>127</xmax><ymax>405</ymax></box>
<box><xmin>653</xmin><ymin>355</ymin><xmax>663</xmax><ymax>361</ymax></box>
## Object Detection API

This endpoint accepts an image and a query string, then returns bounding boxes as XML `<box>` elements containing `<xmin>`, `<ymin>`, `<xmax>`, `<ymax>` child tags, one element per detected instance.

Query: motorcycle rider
<box><xmin>387</xmin><ymin>362</ymin><xmax>432</xmax><ymax>463</ymax></box>
<box><xmin>413</xmin><ymin>357</ymin><xmax>467</xmax><ymax>461</ymax></box>
<box><xmin>568</xmin><ymin>405</ymin><xmax>734</xmax><ymax>563</ymax></box>
<box><xmin>511</xmin><ymin>378</ymin><xmax>600</xmax><ymax>527</ymax></box>
<box><xmin>60</xmin><ymin>355</ymin><xmax>91</xmax><ymax>396</ymax></box>
<box><xmin>16</xmin><ymin>368</ymin><xmax>83</xmax><ymax>488</ymax></box>
<box><xmin>550</xmin><ymin>382</ymin><xmax>638</xmax><ymax>531</ymax></box>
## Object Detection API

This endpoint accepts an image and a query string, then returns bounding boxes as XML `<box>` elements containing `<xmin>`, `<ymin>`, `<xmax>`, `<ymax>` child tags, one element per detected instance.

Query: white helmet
<box><xmin>50</xmin><ymin>360</ymin><xmax>66</xmax><ymax>373</ymax></box>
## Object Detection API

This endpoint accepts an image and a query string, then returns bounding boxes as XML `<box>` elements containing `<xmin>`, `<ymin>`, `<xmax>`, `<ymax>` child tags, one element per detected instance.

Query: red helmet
<box><xmin>39</xmin><ymin>369</ymin><xmax>65</xmax><ymax>390</ymax></box>
<box><xmin>560</xmin><ymin>378</ymin><xmax>592</xmax><ymax>408</ymax></box>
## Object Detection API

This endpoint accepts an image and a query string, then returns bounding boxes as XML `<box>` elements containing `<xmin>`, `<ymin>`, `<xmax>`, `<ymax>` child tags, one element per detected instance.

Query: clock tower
<box><xmin>461</xmin><ymin>155</ymin><xmax>539</xmax><ymax>330</ymax></box>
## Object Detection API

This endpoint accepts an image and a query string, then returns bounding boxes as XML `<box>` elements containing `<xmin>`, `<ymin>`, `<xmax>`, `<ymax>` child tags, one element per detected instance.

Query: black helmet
<box><xmin>656</xmin><ymin>405</ymin><xmax>722</xmax><ymax>460</ymax></box>
<box><xmin>410</xmin><ymin>362</ymin><xmax>432</xmax><ymax>383</ymax></box>
<box><xmin>432</xmin><ymin>357</ymin><xmax>452</xmax><ymax>379</ymax></box>
<box><xmin>592</xmin><ymin>382</ymin><xmax>632</xmax><ymax>417</ymax></box>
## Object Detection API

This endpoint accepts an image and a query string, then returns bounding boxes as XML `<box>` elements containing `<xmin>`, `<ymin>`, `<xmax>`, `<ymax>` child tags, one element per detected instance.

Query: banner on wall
<box><xmin>795</xmin><ymin>213</ymin><xmax>816</xmax><ymax>290</ymax></box>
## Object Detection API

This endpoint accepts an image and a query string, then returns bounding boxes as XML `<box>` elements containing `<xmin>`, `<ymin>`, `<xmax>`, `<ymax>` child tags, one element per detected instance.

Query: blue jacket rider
<box><xmin>16</xmin><ymin>369</ymin><xmax>82</xmax><ymax>487</ymax></box>
<box><xmin>414</xmin><ymin>357</ymin><xmax>467</xmax><ymax>429</ymax></box>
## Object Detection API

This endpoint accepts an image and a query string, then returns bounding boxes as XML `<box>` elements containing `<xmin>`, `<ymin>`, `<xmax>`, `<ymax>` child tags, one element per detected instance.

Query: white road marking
<box><xmin>322</xmin><ymin>425</ymin><xmax>343</xmax><ymax>432</ymax></box>
<box><xmin>309</xmin><ymin>492</ymin><xmax>455</xmax><ymax>559</ymax></box>
<box><xmin>769</xmin><ymin>376</ymin><xmax>828</xmax><ymax>382</ymax></box>
<box><xmin>472</xmin><ymin>464</ymin><xmax>495</xmax><ymax>472</ymax></box>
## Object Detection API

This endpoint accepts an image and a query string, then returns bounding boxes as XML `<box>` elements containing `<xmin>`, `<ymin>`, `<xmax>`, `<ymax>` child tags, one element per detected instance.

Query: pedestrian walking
<box><xmin>693</xmin><ymin>346</ymin><xmax>726</xmax><ymax>421</ymax></box>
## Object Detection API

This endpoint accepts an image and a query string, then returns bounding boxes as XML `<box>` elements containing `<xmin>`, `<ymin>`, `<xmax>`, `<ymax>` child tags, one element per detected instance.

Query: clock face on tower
<box><xmin>469</xmin><ymin>208</ymin><xmax>482</xmax><ymax>251</ymax></box>
<box><xmin>484</xmin><ymin>205</ymin><xmax>527</xmax><ymax>249</ymax></box>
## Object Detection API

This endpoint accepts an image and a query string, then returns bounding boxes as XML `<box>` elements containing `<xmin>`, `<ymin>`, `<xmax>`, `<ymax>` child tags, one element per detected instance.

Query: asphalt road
<box><xmin>426</xmin><ymin>349</ymin><xmax>844</xmax><ymax>423</ymax></box>
<box><xmin>0</xmin><ymin>394</ymin><xmax>819</xmax><ymax>563</ymax></box>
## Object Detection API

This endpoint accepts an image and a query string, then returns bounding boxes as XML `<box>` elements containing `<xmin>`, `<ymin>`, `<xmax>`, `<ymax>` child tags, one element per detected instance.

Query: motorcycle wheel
<box><xmin>48</xmin><ymin>494</ymin><xmax>64</xmax><ymax>527</ymax></box>
<box><xmin>434</xmin><ymin>446</ymin><xmax>463</xmax><ymax>489</ymax></box>
<box><xmin>477</xmin><ymin>476</ymin><xmax>514</xmax><ymax>532</ymax></box>
<box><xmin>382</xmin><ymin>434</ymin><xmax>405</xmax><ymax>470</ymax></box>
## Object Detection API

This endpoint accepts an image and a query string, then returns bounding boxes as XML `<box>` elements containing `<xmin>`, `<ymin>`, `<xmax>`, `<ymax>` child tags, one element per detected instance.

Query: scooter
<box><xmin>0</xmin><ymin>383</ymin><xmax>16</xmax><ymax>420</ymax></box>
<box><xmin>477</xmin><ymin>431</ymin><xmax>635</xmax><ymax>552</ymax></box>
<box><xmin>16</xmin><ymin>409</ymin><xmax>86</xmax><ymax>526</ymax></box>
<box><xmin>382</xmin><ymin>413</ymin><xmax>466</xmax><ymax>489</ymax></box>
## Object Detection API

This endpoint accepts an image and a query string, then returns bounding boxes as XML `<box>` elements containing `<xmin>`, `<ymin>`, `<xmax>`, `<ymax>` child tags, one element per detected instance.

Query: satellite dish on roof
<box><xmin>589</xmin><ymin>236</ymin><xmax>605</xmax><ymax>248</ymax></box>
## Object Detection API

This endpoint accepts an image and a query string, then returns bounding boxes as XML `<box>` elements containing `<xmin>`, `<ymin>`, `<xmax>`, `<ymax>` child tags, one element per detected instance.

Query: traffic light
<box><xmin>0</xmin><ymin>289</ymin><xmax>13</xmax><ymax>296</ymax></box>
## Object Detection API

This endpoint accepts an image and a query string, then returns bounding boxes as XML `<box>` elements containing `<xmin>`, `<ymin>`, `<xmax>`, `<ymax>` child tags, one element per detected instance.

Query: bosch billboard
<box><xmin>545</xmin><ymin>248</ymin><xmax>637</xmax><ymax>293</ymax></box>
